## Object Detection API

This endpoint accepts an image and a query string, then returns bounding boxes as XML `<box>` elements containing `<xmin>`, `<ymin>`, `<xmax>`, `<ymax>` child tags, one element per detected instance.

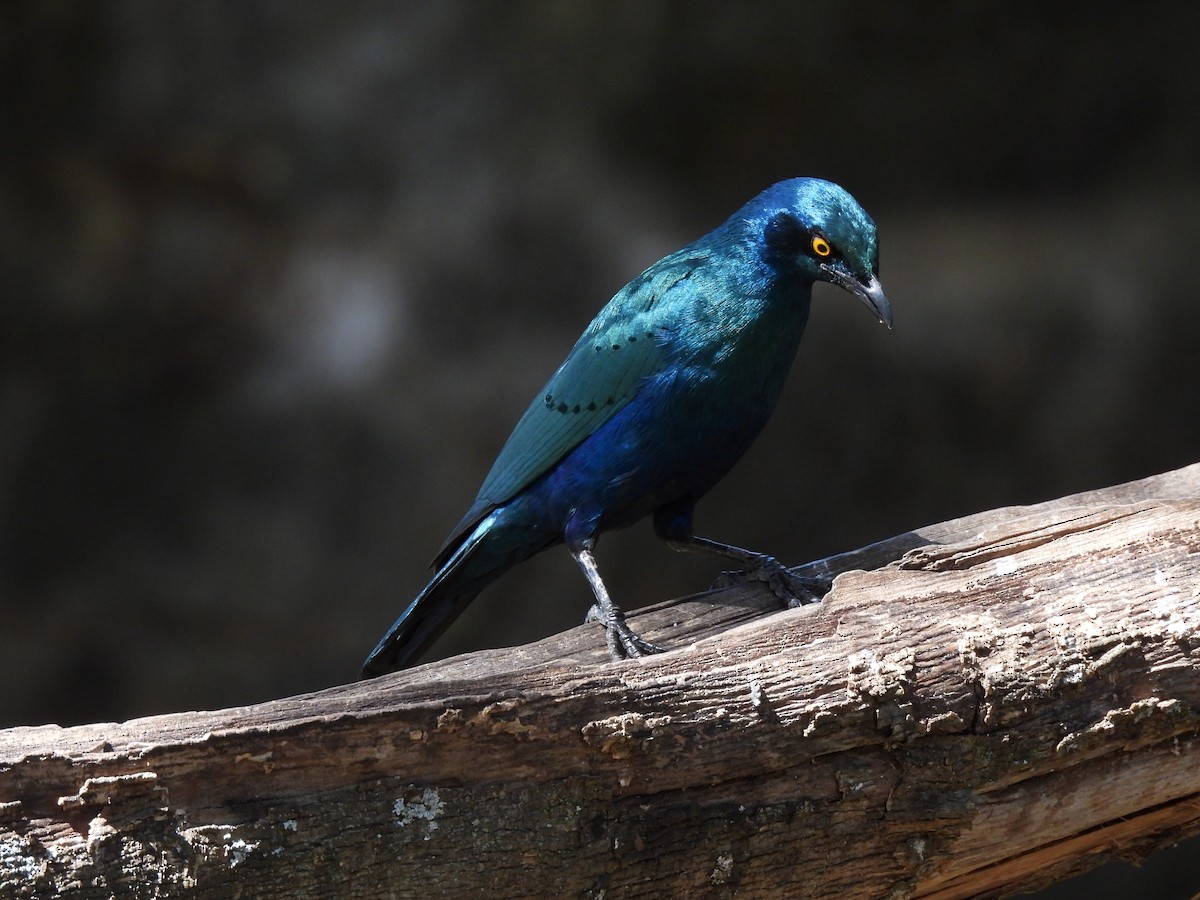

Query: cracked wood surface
<box><xmin>2</xmin><ymin>463</ymin><xmax>1199</xmax><ymax>898</ymax></box>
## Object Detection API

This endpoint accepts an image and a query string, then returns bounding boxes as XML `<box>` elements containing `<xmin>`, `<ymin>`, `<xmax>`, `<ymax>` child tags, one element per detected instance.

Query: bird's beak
<box><xmin>852</xmin><ymin>274</ymin><xmax>892</xmax><ymax>329</ymax></box>
<box><xmin>824</xmin><ymin>265</ymin><xmax>892</xmax><ymax>328</ymax></box>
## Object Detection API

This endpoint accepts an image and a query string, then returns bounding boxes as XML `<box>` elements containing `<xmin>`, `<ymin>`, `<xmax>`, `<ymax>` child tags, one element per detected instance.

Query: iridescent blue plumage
<box><xmin>362</xmin><ymin>178</ymin><xmax>890</xmax><ymax>677</ymax></box>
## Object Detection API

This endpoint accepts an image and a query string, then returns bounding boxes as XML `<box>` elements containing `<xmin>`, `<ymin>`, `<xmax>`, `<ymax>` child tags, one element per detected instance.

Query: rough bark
<box><xmin>2</xmin><ymin>464</ymin><xmax>1199</xmax><ymax>899</ymax></box>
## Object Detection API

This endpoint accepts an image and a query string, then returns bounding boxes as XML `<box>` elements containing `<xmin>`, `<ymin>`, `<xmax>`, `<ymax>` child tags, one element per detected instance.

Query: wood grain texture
<box><xmin>3</xmin><ymin>464</ymin><xmax>1199</xmax><ymax>898</ymax></box>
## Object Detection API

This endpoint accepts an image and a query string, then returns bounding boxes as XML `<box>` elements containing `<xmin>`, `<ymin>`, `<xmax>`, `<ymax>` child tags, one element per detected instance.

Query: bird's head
<box><xmin>751</xmin><ymin>178</ymin><xmax>891</xmax><ymax>328</ymax></box>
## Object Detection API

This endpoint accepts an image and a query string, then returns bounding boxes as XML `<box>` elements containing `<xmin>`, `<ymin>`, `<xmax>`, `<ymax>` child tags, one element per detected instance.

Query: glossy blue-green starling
<box><xmin>361</xmin><ymin>178</ymin><xmax>890</xmax><ymax>677</ymax></box>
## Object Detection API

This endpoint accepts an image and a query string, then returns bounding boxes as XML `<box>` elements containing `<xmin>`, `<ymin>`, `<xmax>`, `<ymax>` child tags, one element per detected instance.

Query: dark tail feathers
<box><xmin>360</xmin><ymin>508</ymin><xmax>554</xmax><ymax>678</ymax></box>
<box><xmin>359</xmin><ymin>577</ymin><xmax>485</xmax><ymax>678</ymax></box>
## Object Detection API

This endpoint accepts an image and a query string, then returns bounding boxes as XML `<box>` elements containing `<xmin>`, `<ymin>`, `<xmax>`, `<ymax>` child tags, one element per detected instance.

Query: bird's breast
<box><xmin>669</xmin><ymin>289</ymin><xmax>811</xmax><ymax>407</ymax></box>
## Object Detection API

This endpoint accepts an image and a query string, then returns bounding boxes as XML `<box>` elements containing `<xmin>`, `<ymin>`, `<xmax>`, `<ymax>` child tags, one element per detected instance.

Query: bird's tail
<box><xmin>359</xmin><ymin>508</ymin><xmax>549</xmax><ymax>678</ymax></box>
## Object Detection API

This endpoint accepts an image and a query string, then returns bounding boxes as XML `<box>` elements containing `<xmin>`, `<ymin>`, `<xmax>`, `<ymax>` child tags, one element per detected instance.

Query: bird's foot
<box><xmin>712</xmin><ymin>556</ymin><xmax>830</xmax><ymax>608</ymax></box>
<box><xmin>585</xmin><ymin>604</ymin><xmax>665</xmax><ymax>660</ymax></box>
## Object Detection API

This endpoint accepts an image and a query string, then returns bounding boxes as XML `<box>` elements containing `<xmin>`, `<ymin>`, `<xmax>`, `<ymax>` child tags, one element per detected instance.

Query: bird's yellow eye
<box><xmin>811</xmin><ymin>235</ymin><xmax>832</xmax><ymax>257</ymax></box>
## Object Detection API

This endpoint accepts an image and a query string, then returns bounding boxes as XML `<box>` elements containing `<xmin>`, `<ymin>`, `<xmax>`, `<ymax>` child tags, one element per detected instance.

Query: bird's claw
<box><xmin>712</xmin><ymin>556</ymin><xmax>829</xmax><ymax>608</ymax></box>
<box><xmin>585</xmin><ymin>603</ymin><xmax>664</xmax><ymax>660</ymax></box>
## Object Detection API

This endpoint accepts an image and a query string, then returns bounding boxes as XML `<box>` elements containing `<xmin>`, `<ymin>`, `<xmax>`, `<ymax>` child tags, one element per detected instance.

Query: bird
<box><xmin>361</xmin><ymin>177</ymin><xmax>890</xmax><ymax>678</ymax></box>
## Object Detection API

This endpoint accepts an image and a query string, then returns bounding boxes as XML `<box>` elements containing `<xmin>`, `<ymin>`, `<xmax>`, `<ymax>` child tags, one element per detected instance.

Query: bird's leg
<box><xmin>668</xmin><ymin>534</ymin><xmax>828</xmax><ymax>607</ymax></box>
<box><xmin>653</xmin><ymin>504</ymin><xmax>828</xmax><ymax>608</ymax></box>
<box><xmin>572</xmin><ymin>547</ymin><xmax>664</xmax><ymax>660</ymax></box>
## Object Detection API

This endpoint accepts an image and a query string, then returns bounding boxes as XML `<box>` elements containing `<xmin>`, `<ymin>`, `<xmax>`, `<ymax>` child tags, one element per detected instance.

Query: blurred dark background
<box><xmin>2</xmin><ymin>3</ymin><xmax>1198</xmax><ymax>894</ymax></box>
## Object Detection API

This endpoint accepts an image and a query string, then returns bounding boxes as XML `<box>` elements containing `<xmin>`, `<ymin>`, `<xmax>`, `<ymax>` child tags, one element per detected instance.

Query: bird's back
<box><xmin>435</xmin><ymin>230</ymin><xmax>813</xmax><ymax>565</ymax></box>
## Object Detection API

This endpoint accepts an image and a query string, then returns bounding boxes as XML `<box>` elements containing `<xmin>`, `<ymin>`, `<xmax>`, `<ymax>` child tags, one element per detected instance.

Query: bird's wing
<box><xmin>433</xmin><ymin>251</ymin><xmax>705</xmax><ymax>566</ymax></box>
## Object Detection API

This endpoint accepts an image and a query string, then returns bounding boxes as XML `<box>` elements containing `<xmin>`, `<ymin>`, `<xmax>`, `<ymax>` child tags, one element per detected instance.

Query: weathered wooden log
<box><xmin>2</xmin><ymin>464</ymin><xmax>1199</xmax><ymax>898</ymax></box>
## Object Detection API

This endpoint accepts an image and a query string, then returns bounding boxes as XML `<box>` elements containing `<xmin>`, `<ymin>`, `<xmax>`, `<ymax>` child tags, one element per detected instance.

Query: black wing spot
<box><xmin>572</xmin><ymin>404</ymin><xmax>581</xmax><ymax>414</ymax></box>
<box><xmin>556</xmin><ymin>402</ymin><xmax>568</xmax><ymax>413</ymax></box>
<box><xmin>586</xmin><ymin>401</ymin><xmax>596</xmax><ymax>411</ymax></box>
<box><xmin>595</xmin><ymin>345</ymin><xmax>602</xmax><ymax>352</ymax></box>
<box><xmin>628</xmin><ymin>335</ymin><xmax>637</xmax><ymax>343</ymax></box>
<box><xmin>544</xmin><ymin>393</ymin><xmax>554</xmax><ymax>407</ymax></box>
<box><xmin>611</xmin><ymin>343</ymin><xmax>621</xmax><ymax>351</ymax></box>
<box><xmin>605</xmin><ymin>396</ymin><xmax>615</xmax><ymax>406</ymax></box>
